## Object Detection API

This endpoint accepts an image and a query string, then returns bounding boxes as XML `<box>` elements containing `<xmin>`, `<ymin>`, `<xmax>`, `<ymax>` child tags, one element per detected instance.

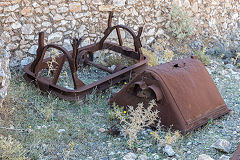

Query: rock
<box><xmin>4</xmin><ymin>4</ymin><xmax>19</xmax><ymax>12</ymax></box>
<box><xmin>28</xmin><ymin>45</ymin><xmax>38</xmax><ymax>55</ymax></box>
<box><xmin>192</xmin><ymin>2</ymin><xmax>198</xmax><ymax>13</ymax></box>
<box><xmin>99</xmin><ymin>128</ymin><xmax>105</xmax><ymax>132</ymax></box>
<box><xmin>15</xmin><ymin>51</ymin><xmax>24</xmax><ymax>60</ymax></box>
<box><xmin>5</xmin><ymin>17</ymin><xmax>15</xmax><ymax>23</ymax></box>
<box><xmin>69</xmin><ymin>3</ymin><xmax>81</xmax><ymax>12</ymax></box>
<box><xmin>6</xmin><ymin>43</ymin><xmax>18</xmax><ymax>51</ymax></box>
<box><xmin>92</xmin><ymin>0</ymin><xmax>103</xmax><ymax>5</ymax></box>
<box><xmin>21</xmin><ymin>7</ymin><xmax>33</xmax><ymax>16</ymax></box>
<box><xmin>211</xmin><ymin>139</ymin><xmax>231</xmax><ymax>153</ymax></box>
<box><xmin>0</xmin><ymin>49</ymin><xmax>10</xmax><ymax>107</ymax></box>
<box><xmin>146</xmin><ymin>28</ymin><xmax>156</xmax><ymax>36</ymax></box>
<box><xmin>163</xmin><ymin>145</ymin><xmax>175</xmax><ymax>157</ymax></box>
<box><xmin>53</xmin><ymin>14</ymin><xmax>63</xmax><ymax>21</ymax></box>
<box><xmin>187</xmin><ymin>142</ymin><xmax>192</xmax><ymax>146</ymax></box>
<box><xmin>1</xmin><ymin>31</ymin><xmax>11</xmax><ymax>43</ymax></box>
<box><xmin>156</xmin><ymin>29</ymin><xmax>164</xmax><ymax>36</ymax></box>
<box><xmin>57</xmin><ymin>7</ymin><xmax>68</xmax><ymax>13</ymax></box>
<box><xmin>113</xmin><ymin>0</ymin><xmax>126</xmax><ymax>7</ymax></box>
<box><xmin>138</xmin><ymin>155</ymin><xmax>148</xmax><ymax>160</ymax></box>
<box><xmin>42</xmin><ymin>22</ymin><xmax>52</xmax><ymax>27</ymax></box>
<box><xmin>99</xmin><ymin>5</ymin><xmax>114</xmax><ymax>11</ymax></box>
<box><xmin>198</xmin><ymin>154</ymin><xmax>214</xmax><ymax>160</ymax></box>
<box><xmin>63</xmin><ymin>39</ymin><xmax>72</xmax><ymax>51</ymax></box>
<box><xmin>127</xmin><ymin>0</ymin><xmax>136</xmax><ymax>5</ymax></box>
<box><xmin>48</xmin><ymin>32</ymin><xmax>63</xmax><ymax>43</ymax></box>
<box><xmin>57</xmin><ymin>129</ymin><xmax>65</xmax><ymax>133</ymax></box>
<box><xmin>152</xmin><ymin>153</ymin><xmax>159</xmax><ymax>159</ymax></box>
<box><xmin>225</xmin><ymin>64</ymin><xmax>234</xmax><ymax>69</ymax></box>
<box><xmin>32</xmin><ymin>2</ymin><xmax>40</xmax><ymax>8</ymax></box>
<box><xmin>146</xmin><ymin>37</ymin><xmax>154</xmax><ymax>44</ymax></box>
<box><xmin>21</xmin><ymin>57</ymin><xmax>34</xmax><ymax>67</ymax></box>
<box><xmin>21</xmin><ymin>24</ymin><xmax>34</xmax><ymax>35</ymax></box>
<box><xmin>219</xmin><ymin>155</ymin><xmax>230</xmax><ymax>160</ymax></box>
<box><xmin>11</xmin><ymin>22</ymin><xmax>22</xmax><ymax>29</ymax></box>
<box><xmin>123</xmin><ymin>153</ymin><xmax>137</xmax><ymax>160</ymax></box>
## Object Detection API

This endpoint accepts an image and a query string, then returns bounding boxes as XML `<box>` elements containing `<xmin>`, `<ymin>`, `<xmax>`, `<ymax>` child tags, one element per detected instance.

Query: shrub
<box><xmin>112</xmin><ymin>100</ymin><xmax>159</xmax><ymax>148</ymax></box>
<box><xmin>166</xmin><ymin>6</ymin><xmax>195</xmax><ymax>41</ymax></box>
<box><xmin>194</xmin><ymin>47</ymin><xmax>211</xmax><ymax>65</ymax></box>
<box><xmin>163</xmin><ymin>49</ymin><xmax>174</xmax><ymax>62</ymax></box>
<box><xmin>0</xmin><ymin>135</ymin><xmax>28</xmax><ymax>160</ymax></box>
<box><xmin>96</xmin><ymin>49</ymin><xmax>137</xmax><ymax>67</ymax></box>
<box><xmin>141</xmin><ymin>48</ymin><xmax>159</xmax><ymax>66</ymax></box>
<box><xmin>151</xmin><ymin>129</ymin><xmax>181</xmax><ymax>146</ymax></box>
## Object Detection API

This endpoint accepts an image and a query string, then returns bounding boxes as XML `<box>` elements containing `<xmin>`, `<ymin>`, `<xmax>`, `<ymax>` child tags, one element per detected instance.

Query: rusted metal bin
<box><xmin>231</xmin><ymin>145</ymin><xmax>240</xmax><ymax>160</ymax></box>
<box><xmin>110</xmin><ymin>56</ymin><xmax>230</xmax><ymax>133</ymax></box>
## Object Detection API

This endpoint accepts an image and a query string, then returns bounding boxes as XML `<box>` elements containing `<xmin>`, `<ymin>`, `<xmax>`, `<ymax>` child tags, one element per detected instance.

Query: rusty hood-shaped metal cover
<box><xmin>110</xmin><ymin>56</ymin><xmax>230</xmax><ymax>133</ymax></box>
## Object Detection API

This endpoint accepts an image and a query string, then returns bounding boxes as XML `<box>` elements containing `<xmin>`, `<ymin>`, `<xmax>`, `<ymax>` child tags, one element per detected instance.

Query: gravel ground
<box><xmin>2</xmin><ymin>55</ymin><xmax>240</xmax><ymax>160</ymax></box>
<box><xmin>72</xmin><ymin>56</ymin><xmax>240</xmax><ymax>160</ymax></box>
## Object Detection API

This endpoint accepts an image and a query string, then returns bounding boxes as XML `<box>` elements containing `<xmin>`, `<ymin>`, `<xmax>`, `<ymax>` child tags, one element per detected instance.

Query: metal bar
<box><xmin>116</xmin><ymin>27</ymin><xmax>123</xmax><ymax>46</ymax></box>
<box><xmin>86</xmin><ymin>60</ymin><xmax>113</xmax><ymax>74</ymax></box>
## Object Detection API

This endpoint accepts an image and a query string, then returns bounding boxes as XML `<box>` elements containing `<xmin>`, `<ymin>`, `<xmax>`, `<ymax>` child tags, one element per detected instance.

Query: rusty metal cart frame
<box><xmin>23</xmin><ymin>12</ymin><xmax>149</xmax><ymax>100</ymax></box>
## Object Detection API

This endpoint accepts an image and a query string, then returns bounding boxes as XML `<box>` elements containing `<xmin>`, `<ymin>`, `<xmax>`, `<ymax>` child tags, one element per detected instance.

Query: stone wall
<box><xmin>0</xmin><ymin>49</ymin><xmax>10</xmax><ymax>107</ymax></box>
<box><xmin>1</xmin><ymin>0</ymin><xmax>240</xmax><ymax>67</ymax></box>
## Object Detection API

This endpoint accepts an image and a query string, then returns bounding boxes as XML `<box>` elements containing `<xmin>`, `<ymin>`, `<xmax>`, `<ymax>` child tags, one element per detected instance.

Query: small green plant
<box><xmin>141</xmin><ymin>48</ymin><xmax>159</xmax><ymax>66</ymax></box>
<box><xmin>232</xmin><ymin>52</ymin><xmax>240</xmax><ymax>66</ymax></box>
<box><xmin>113</xmin><ymin>100</ymin><xmax>159</xmax><ymax>148</ymax></box>
<box><xmin>166</xmin><ymin>6</ymin><xmax>195</xmax><ymax>41</ymax></box>
<box><xmin>46</xmin><ymin>49</ymin><xmax>59</xmax><ymax>76</ymax></box>
<box><xmin>97</xmin><ymin>49</ymin><xmax>137</xmax><ymax>67</ymax></box>
<box><xmin>108</xmin><ymin>103</ymin><xmax>125</xmax><ymax>121</ymax></box>
<box><xmin>152</xmin><ymin>39</ymin><xmax>175</xmax><ymax>62</ymax></box>
<box><xmin>163</xmin><ymin>49</ymin><xmax>174</xmax><ymax>62</ymax></box>
<box><xmin>0</xmin><ymin>135</ymin><xmax>29</xmax><ymax>160</ymax></box>
<box><xmin>194</xmin><ymin>47</ymin><xmax>211</xmax><ymax>65</ymax></box>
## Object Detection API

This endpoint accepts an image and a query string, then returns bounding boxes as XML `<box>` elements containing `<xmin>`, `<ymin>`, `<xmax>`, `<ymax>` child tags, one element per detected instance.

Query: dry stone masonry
<box><xmin>0</xmin><ymin>49</ymin><xmax>10</xmax><ymax>107</ymax></box>
<box><xmin>0</xmin><ymin>0</ymin><xmax>240</xmax><ymax>67</ymax></box>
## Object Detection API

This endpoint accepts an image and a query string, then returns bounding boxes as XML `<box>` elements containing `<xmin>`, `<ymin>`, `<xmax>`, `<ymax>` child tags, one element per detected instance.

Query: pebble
<box><xmin>138</xmin><ymin>155</ymin><xmax>148</xmax><ymax>160</ymax></box>
<box><xmin>152</xmin><ymin>153</ymin><xmax>159</xmax><ymax>159</ymax></box>
<box><xmin>57</xmin><ymin>129</ymin><xmax>65</xmax><ymax>133</ymax></box>
<box><xmin>163</xmin><ymin>145</ymin><xmax>175</xmax><ymax>157</ymax></box>
<box><xmin>219</xmin><ymin>155</ymin><xmax>230</xmax><ymax>160</ymax></box>
<box><xmin>198</xmin><ymin>154</ymin><xmax>214</xmax><ymax>160</ymax></box>
<box><xmin>123</xmin><ymin>153</ymin><xmax>137</xmax><ymax>160</ymax></box>
<box><xmin>99</xmin><ymin>128</ymin><xmax>106</xmax><ymax>132</ymax></box>
<box><xmin>211</xmin><ymin>139</ymin><xmax>231</xmax><ymax>153</ymax></box>
<box><xmin>20</xmin><ymin>57</ymin><xmax>34</xmax><ymax>67</ymax></box>
<box><xmin>225</xmin><ymin>64</ymin><xmax>234</xmax><ymax>69</ymax></box>
<box><xmin>187</xmin><ymin>142</ymin><xmax>192</xmax><ymax>146</ymax></box>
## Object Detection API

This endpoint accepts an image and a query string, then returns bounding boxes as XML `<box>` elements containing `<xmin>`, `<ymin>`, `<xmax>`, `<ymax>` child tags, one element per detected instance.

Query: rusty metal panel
<box><xmin>110</xmin><ymin>56</ymin><xmax>230</xmax><ymax>133</ymax></box>
<box><xmin>231</xmin><ymin>145</ymin><xmax>240</xmax><ymax>160</ymax></box>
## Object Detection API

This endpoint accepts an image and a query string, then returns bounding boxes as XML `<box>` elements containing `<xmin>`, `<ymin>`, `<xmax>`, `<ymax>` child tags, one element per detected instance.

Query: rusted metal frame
<box><xmin>24</xmin><ymin>40</ymin><xmax>148</xmax><ymax>100</ymax></box>
<box><xmin>23</xmin><ymin>11</ymin><xmax>149</xmax><ymax>100</ymax></box>
<box><xmin>33</xmin><ymin>39</ymin><xmax>85</xmax><ymax>89</ymax></box>
<box><xmin>23</xmin><ymin>55</ymin><xmax>149</xmax><ymax>100</ymax></box>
